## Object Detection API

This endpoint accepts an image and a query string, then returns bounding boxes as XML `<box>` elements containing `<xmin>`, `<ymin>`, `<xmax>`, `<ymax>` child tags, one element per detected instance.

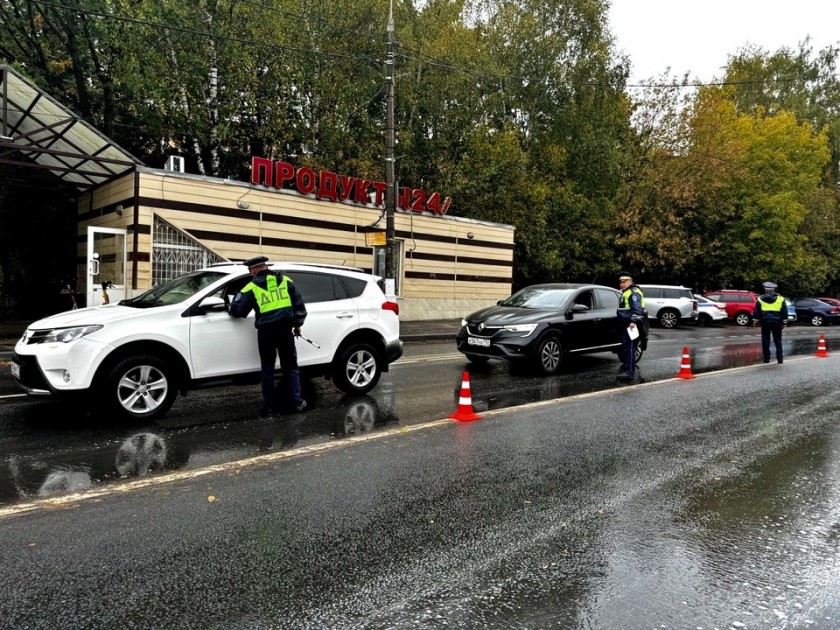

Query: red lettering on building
<box><xmin>318</xmin><ymin>171</ymin><xmax>338</xmax><ymax>201</ymax></box>
<box><xmin>370</xmin><ymin>181</ymin><xmax>387</xmax><ymax>206</ymax></box>
<box><xmin>338</xmin><ymin>175</ymin><xmax>355</xmax><ymax>200</ymax></box>
<box><xmin>296</xmin><ymin>167</ymin><xmax>316</xmax><ymax>194</ymax></box>
<box><xmin>275</xmin><ymin>161</ymin><xmax>294</xmax><ymax>187</ymax></box>
<box><xmin>252</xmin><ymin>157</ymin><xmax>273</xmax><ymax>186</ymax></box>
<box><xmin>410</xmin><ymin>189</ymin><xmax>426</xmax><ymax>213</ymax></box>
<box><xmin>248</xmin><ymin>157</ymin><xmax>449</xmax><ymax>216</ymax></box>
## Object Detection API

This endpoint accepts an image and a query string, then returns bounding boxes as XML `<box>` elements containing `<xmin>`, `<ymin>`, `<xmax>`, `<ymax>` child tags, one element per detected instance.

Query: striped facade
<box><xmin>77</xmin><ymin>167</ymin><xmax>515</xmax><ymax>320</ymax></box>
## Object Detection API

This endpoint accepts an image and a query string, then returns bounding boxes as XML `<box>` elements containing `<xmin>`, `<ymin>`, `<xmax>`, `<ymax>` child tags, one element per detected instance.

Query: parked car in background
<box><xmin>694</xmin><ymin>294</ymin><xmax>727</xmax><ymax>326</ymax></box>
<box><xmin>703</xmin><ymin>289</ymin><xmax>759</xmax><ymax>326</ymax></box>
<box><xmin>785</xmin><ymin>299</ymin><xmax>797</xmax><ymax>323</ymax></box>
<box><xmin>456</xmin><ymin>283</ymin><xmax>645</xmax><ymax>374</ymax></box>
<box><xmin>792</xmin><ymin>298</ymin><xmax>840</xmax><ymax>326</ymax></box>
<box><xmin>637</xmin><ymin>285</ymin><xmax>698</xmax><ymax>328</ymax></box>
<box><xmin>817</xmin><ymin>296</ymin><xmax>840</xmax><ymax>309</ymax></box>
<box><xmin>12</xmin><ymin>262</ymin><xmax>402</xmax><ymax>420</ymax></box>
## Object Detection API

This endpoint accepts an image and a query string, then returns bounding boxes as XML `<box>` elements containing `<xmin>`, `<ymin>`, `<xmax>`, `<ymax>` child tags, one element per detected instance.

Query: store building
<box><xmin>2</xmin><ymin>64</ymin><xmax>515</xmax><ymax>321</ymax></box>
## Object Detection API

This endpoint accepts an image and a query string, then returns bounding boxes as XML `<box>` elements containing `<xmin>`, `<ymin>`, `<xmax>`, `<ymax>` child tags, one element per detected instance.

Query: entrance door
<box><xmin>87</xmin><ymin>227</ymin><xmax>127</xmax><ymax>307</ymax></box>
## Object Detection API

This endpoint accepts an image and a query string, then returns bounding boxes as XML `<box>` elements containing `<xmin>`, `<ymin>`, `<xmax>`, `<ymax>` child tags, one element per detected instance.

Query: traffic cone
<box><xmin>816</xmin><ymin>334</ymin><xmax>829</xmax><ymax>358</ymax></box>
<box><xmin>449</xmin><ymin>371</ymin><xmax>482</xmax><ymax>422</ymax></box>
<box><xmin>675</xmin><ymin>347</ymin><xmax>696</xmax><ymax>379</ymax></box>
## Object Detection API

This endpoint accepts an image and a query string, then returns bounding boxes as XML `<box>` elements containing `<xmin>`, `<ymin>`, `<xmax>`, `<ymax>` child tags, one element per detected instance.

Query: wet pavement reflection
<box><xmin>0</xmin><ymin>327</ymin><xmax>836</xmax><ymax>506</ymax></box>
<box><xmin>0</xmin><ymin>393</ymin><xmax>399</xmax><ymax>503</ymax></box>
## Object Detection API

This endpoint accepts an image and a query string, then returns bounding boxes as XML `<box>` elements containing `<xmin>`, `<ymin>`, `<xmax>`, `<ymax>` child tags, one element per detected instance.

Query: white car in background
<box><xmin>11</xmin><ymin>262</ymin><xmax>402</xmax><ymax>420</ymax></box>
<box><xmin>637</xmin><ymin>284</ymin><xmax>699</xmax><ymax>328</ymax></box>
<box><xmin>694</xmin><ymin>294</ymin><xmax>728</xmax><ymax>326</ymax></box>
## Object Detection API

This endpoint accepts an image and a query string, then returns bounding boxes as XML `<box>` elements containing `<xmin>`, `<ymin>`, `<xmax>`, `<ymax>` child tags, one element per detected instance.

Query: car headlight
<box><xmin>41</xmin><ymin>325</ymin><xmax>104</xmax><ymax>343</ymax></box>
<box><xmin>502</xmin><ymin>323</ymin><xmax>538</xmax><ymax>336</ymax></box>
<box><xmin>461</xmin><ymin>318</ymin><xmax>468</xmax><ymax>327</ymax></box>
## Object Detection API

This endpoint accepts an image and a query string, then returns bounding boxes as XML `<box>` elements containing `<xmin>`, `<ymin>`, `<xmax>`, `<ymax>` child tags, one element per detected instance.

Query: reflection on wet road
<box><xmin>0</xmin><ymin>326</ymin><xmax>838</xmax><ymax>505</ymax></box>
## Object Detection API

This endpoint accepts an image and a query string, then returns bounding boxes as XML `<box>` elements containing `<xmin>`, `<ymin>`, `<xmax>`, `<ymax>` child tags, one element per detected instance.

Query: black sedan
<box><xmin>456</xmin><ymin>283</ymin><xmax>645</xmax><ymax>374</ymax></box>
<box><xmin>792</xmin><ymin>298</ymin><xmax>840</xmax><ymax>326</ymax></box>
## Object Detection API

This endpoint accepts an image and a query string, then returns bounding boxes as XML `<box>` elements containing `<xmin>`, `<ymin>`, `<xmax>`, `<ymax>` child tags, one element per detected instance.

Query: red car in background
<box><xmin>702</xmin><ymin>290</ymin><xmax>759</xmax><ymax>326</ymax></box>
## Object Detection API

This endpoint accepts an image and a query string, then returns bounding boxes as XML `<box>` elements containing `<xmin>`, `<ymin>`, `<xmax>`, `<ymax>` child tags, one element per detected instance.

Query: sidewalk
<box><xmin>0</xmin><ymin>318</ymin><xmax>461</xmax><ymax>353</ymax></box>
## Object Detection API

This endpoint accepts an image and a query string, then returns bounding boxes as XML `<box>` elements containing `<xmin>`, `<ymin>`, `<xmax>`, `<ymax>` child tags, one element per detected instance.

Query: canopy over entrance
<box><xmin>0</xmin><ymin>64</ymin><xmax>142</xmax><ymax>191</ymax></box>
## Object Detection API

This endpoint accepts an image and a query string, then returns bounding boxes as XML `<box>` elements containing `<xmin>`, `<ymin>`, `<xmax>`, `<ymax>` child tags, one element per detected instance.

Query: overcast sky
<box><xmin>608</xmin><ymin>0</ymin><xmax>840</xmax><ymax>85</ymax></box>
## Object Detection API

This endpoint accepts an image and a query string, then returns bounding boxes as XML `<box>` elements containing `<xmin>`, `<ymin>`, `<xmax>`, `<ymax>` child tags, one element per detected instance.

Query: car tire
<box><xmin>103</xmin><ymin>355</ymin><xmax>178</xmax><ymax>421</ymax></box>
<box><xmin>698</xmin><ymin>313</ymin><xmax>712</xmax><ymax>326</ymax></box>
<box><xmin>734</xmin><ymin>312</ymin><xmax>752</xmax><ymax>326</ymax></box>
<box><xmin>658</xmin><ymin>309</ymin><xmax>679</xmax><ymax>329</ymax></box>
<box><xmin>465</xmin><ymin>353</ymin><xmax>490</xmax><ymax>364</ymax></box>
<box><xmin>634</xmin><ymin>344</ymin><xmax>644</xmax><ymax>364</ymax></box>
<box><xmin>534</xmin><ymin>334</ymin><xmax>563</xmax><ymax>375</ymax></box>
<box><xmin>811</xmin><ymin>314</ymin><xmax>825</xmax><ymax>326</ymax></box>
<box><xmin>332</xmin><ymin>342</ymin><xmax>381</xmax><ymax>395</ymax></box>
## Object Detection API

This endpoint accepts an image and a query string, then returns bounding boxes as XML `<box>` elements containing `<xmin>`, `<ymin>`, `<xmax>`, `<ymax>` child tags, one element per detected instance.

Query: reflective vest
<box><xmin>619</xmin><ymin>287</ymin><xmax>645</xmax><ymax>310</ymax></box>
<box><xmin>758</xmin><ymin>295</ymin><xmax>784</xmax><ymax>312</ymax></box>
<box><xmin>241</xmin><ymin>274</ymin><xmax>292</xmax><ymax>314</ymax></box>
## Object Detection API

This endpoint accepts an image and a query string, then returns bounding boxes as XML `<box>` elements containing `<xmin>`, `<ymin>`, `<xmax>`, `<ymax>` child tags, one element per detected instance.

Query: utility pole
<box><xmin>384</xmin><ymin>0</ymin><xmax>396</xmax><ymax>296</ymax></box>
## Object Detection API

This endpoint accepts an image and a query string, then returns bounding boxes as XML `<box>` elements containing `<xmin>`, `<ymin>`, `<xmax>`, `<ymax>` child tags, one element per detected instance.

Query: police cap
<box><xmin>617</xmin><ymin>270</ymin><xmax>633</xmax><ymax>281</ymax></box>
<box><xmin>244</xmin><ymin>255</ymin><xmax>269</xmax><ymax>270</ymax></box>
<box><xmin>762</xmin><ymin>281</ymin><xmax>777</xmax><ymax>290</ymax></box>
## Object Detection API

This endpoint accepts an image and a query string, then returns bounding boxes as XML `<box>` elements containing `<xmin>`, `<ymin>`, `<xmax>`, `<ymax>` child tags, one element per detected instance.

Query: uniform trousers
<box><xmin>257</xmin><ymin>323</ymin><xmax>302</xmax><ymax>411</ymax></box>
<box><xmin>620</xmin><ymin>327</ymin><xmax>639</xmax><ymax>375</ymax></box>
<box><xmin>760</xmin><ymin>321</ymin><xmax>784</xmax><ymax>362</ymax></box>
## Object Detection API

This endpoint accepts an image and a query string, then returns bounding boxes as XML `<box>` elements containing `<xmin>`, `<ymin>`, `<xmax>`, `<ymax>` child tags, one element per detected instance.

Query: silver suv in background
<box><xmin>637</xmin><ymin>284</ymin><xmax>698</xmax><ymax>328</ymax></box>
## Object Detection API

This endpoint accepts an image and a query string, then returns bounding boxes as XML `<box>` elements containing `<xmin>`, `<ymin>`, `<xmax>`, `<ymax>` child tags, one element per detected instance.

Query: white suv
<box><xmin>11</xmin><ymin>262</ymin><xmax>402</xmax><ymax>420</ymax></box>
<box><xmin>637</xmin><ymin>284</ymin><xmax>698</xmax><ymax>328</ymax></box>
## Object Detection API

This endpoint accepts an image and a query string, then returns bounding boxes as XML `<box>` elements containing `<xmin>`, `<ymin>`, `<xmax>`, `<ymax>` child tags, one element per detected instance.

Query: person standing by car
<box><xmin>617</xmin><ymin>271</ymin><xmax>646</xmax><ymax>381</ymax></box>
<box><xmin>229</xmin><ymin>256</ymin><xmax>309</xmax><ymax>416</ymax></box>
<box><xmin>753</xmin><ymin>281</ymin><xmax>788</xmax><ymax>364</ymax></box>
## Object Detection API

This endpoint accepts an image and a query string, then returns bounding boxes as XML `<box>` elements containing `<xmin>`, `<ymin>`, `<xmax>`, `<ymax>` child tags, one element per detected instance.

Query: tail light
<box><xmin>831</xmin><ymin>307</ymin><xmax>839</xmax><ymax>314</ymax></box>
<box><xmin>692</xmin><ymin>300</ymin><xmax>698</xmax><ymax>312</ymax></box>
<box><xmin>716</xmin><ymin>304</ymin><xmax>726</xmax><ymax>311</ymax></box>
<box><xmin>382</xmin><ymin>301</ymin><xmax>399</xmax><ymax>316</ymax></box>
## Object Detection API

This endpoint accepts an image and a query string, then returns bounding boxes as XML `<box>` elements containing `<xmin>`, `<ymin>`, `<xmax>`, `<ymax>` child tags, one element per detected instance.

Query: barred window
<box><xmin>152</xmin><ymin>215</ymin><xmax>226</xmax><ymax>286</ymax></box>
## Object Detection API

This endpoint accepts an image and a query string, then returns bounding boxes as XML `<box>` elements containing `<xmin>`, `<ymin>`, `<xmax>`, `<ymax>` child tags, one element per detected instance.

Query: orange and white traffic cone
<box><xmin>675</xmin><ymin>346</ymin><xmax>696</xmax><ymax>379</ymax></box>
<box><xmin>816</xmin><ymin>334</ymin><xmax>829</xmax><ymax>358</ymax></box>
<box><xmin>449</xmin><ymin>371</ymin><xmax>482</xmax><ymax>422</ymax></box>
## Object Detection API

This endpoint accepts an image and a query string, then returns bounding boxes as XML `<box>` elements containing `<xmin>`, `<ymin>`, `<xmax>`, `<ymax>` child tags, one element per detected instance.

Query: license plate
<box><xmin>11</xmin><ymin>361</ymin><xmax>21</xmax><ymax>380</ymax></box>
<box><xmin>467</xmin><ymin>337</ymin><xmax>490</xmax><ymax>348</ymax></box>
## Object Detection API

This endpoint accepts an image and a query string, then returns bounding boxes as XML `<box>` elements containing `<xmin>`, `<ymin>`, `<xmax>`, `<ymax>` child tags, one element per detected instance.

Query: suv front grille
<box><xmin>11</xmin><ymin>352</ymin><xmax>51</xmax><ymax>391</ymax></box>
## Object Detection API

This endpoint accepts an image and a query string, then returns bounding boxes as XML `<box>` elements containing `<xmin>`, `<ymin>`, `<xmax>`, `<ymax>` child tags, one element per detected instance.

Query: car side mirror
<box><xmin>197</xmin><ymin>296</ymin><xmax>227</xmax><ymax>313</ymax></box>
<box><xmin>566</xmin><ymin>303</ymin><xmax>588</xmax><ymax>319</ymax></box>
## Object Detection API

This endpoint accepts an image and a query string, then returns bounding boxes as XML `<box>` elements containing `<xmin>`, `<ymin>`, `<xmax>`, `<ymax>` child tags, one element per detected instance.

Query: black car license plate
<box><xmin>11</xmin><ymin>361</ymin><xmax>21</xmax><ymax>380</ymax></box>
<box><xmin>467</xmin><ymin>337</ymin><xmax>490</xmax><ymax>348</ymax></box>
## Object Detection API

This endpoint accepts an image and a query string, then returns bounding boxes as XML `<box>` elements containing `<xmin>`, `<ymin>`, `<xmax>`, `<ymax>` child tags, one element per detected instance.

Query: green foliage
<box><xmin>3</xmin><ymin>0</ymin><xmax>840</xmax><ymax>302</ymax></box>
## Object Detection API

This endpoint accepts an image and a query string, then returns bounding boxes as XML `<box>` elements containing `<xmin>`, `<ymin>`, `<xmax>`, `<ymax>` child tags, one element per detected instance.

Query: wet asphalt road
<box><xmin>1</xmin><ymin>325</ymin><xmax>840</xmax><ymax>628</ymax></box>
<box><xmin>0</xmin><ymin>324</ymin><xmax>837</xmax><ymax>506</ymax></box>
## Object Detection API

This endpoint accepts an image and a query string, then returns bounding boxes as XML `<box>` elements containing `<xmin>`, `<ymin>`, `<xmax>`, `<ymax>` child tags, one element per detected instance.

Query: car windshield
<box><xmin>118</xmin><ymin>271</ymin><xmax>229</xmax><ymax>308</ymax></box>
<box><xmin>501</xmin><ymin>287</ymin><xmax>573</xmax><ymax>309</ymax></box>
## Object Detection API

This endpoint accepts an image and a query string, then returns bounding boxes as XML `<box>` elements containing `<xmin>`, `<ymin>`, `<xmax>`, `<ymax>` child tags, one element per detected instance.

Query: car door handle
<box><xmin>336</xmin><ymin>312</ymin><xmax>355</xmax><ymax>319</ymax></box>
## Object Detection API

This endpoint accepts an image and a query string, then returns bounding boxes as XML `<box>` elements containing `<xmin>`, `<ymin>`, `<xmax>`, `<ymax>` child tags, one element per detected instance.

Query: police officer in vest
<box><xmin>753</xmin><ymin>281</ymin><xmax>788</xmax><ymax>364</ymax></box>
<box><xmin>617</xmin><ymin>271</ymin><xmax>646</xmax><ymax>381</ymax></box>
<box><xmin>229</xmin><ymin>256</ymin><xmax>308</xmax><ymax>416</ymax></box>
